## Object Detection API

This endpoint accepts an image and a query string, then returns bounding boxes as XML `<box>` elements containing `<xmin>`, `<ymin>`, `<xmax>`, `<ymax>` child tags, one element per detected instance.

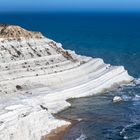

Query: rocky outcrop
<box><xmin>0</xmin><ymin>25</ymin><xmax>133</xmax><ymax>140</ymax></box>
<box><xmin>0</xmin><ymin>24</ymin><xmax>43</xmax><ymax>39</ymax></box>
<box><xmin>113</xmin><ymin>96</ymin><xmax>123</xmax><ymax>103</ymax></box>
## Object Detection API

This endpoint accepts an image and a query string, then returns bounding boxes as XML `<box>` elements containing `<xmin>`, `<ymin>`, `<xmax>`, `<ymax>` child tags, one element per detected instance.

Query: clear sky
<box><xmin>0</xmin><ymin>0</ymin><xmax>140</xmax><ymax>12</ymax></box>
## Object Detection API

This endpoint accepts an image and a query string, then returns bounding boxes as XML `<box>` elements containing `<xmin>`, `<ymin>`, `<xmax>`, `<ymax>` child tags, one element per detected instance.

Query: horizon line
<box><xmin>1</xmin><ymin>10</ymin><xmax>140</xmax><ymax>14</ymax></box>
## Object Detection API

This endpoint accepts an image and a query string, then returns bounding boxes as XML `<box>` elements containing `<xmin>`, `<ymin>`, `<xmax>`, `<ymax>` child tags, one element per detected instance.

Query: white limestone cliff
<box><xmin>0</xmin><ymin>24</ymin><xmax>133</xmax><ymax>140</ymax></box>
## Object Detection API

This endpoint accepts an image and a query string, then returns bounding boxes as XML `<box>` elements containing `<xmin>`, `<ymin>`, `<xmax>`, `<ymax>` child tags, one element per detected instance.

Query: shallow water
<box><xmin>59</xmin><ymin>82</ymin><xmax>140</xmax><ymax>140</ymax></box>
<box><xmin>0</xmin><ymin>12</ymin><xmax>140</xmax><ymax>140</ymax></box>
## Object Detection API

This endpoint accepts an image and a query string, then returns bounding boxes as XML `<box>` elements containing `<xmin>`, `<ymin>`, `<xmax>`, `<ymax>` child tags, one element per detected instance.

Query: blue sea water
<box><xmin>0</xmin><ymin>12</ymin><xmax>140</xmax><ymax>140</ymax></box>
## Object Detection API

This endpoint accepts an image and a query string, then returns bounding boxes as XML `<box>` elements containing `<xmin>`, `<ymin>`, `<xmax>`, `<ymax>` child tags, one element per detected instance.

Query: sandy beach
<box><xmin>41</xmin><ymin>115</ymin><xmax>78</xmax><ymax>140</ymax></box>
<box><xmin>42</xmin><ymin>124</ymin><xmax>71</xmax><ymax>140</ymax></box>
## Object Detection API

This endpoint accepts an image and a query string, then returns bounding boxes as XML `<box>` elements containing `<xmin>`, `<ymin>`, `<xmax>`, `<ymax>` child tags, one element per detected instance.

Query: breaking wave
<box><xmin>76</xmin><ymin>133</ymin><xmax>87</xmax><ymax>140</ymax></box>
<box><xmin>134</xmin><ymin>78</ymin><xmax>140</xmax><ymax>85</ymax></box>
<box><xmin>122</xmin><ymin>94</ymin><xmax>140</xmax><ymax>101</ymax></box>
<box><xmin>120</xmin><ymin>122</ymin><xmax>140</xmax><ymax>140</ymax></box>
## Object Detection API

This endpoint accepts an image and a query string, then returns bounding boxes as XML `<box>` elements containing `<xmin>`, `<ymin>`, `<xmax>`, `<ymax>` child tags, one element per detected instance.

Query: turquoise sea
<box><xmin>0</xmin><ymin>12</ymin><xmax>140</xmax><ymax>140</ymax></box>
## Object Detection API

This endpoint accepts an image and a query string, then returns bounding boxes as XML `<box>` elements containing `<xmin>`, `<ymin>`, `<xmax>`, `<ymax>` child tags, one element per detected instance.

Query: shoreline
<box><xmin>0</xmin><ymin>25</ymin><xmax>133</xmax><ymax>140</ymax></box>
<box><xmin>41</xmin><ymin>115</ymin><xmax>78</xmax><ymax>140</ymax></box>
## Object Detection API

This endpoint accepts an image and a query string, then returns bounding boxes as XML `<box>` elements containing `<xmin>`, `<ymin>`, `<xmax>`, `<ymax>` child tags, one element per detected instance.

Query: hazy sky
<box><xmin>1</xmin><ymin>0</ymin><xmax>140</xmax><ymax>12</ymax></box>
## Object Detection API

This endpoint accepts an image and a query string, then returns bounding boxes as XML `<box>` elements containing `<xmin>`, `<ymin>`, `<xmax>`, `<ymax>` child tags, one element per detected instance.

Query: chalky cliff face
<box><xmin>0</xmin><ymin>24</ymin><xmax>76</xmax><ymax>94</ymax></box>
<box><xmin>0</xmin><ymin>25</ymin><xmax>133</xmax><ymax>140</ymax></box>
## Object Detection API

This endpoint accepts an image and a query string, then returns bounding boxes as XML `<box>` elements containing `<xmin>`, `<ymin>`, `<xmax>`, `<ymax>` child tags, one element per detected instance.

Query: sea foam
<box><xmin>134</xmin><ymin>78</ymin><xmax>140</xmax><ymax>85</ymax></box>
<box><xmin>76</xmin><ymin>133</ymin><xmax>87</xmax><ymax>140</ymax></box>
